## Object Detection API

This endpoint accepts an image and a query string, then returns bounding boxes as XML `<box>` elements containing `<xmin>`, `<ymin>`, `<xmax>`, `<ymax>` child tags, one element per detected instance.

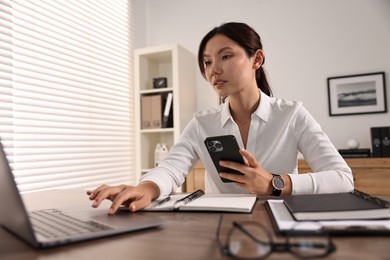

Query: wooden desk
<box><xmin>186</xmin><ymin>158</ymin><xmax>390</xmax><ymax>196</ymax></box>
<box><xmin>1</xmin><ymin>189</ymin><xmax>389</xmax><ymax>260</ymax></box>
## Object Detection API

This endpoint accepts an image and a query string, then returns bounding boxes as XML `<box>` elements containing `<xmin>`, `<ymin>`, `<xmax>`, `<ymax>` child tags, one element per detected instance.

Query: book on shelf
<box><xmin>338</xmin><ymin>148</ymin><xmax>371</xmax><ymax>158</ymax></box>
<box><xmin>282</xmin><ymin>190</ymin><xmax>390</xmax><ymax>221</ymax></box>
<box><xmin>370</xmin><ymin>126</ymin><xmax>390</xmax><ymax>157</ymax></box>
<box><xmin>382</xmin><ymin>127</ymin><xmax>390</xmax><ymax>157</ymax></box>
<box><xmin>120</xmin><ymin>190</ymin><xmax>257</xmax><ymax>213</ymax></box>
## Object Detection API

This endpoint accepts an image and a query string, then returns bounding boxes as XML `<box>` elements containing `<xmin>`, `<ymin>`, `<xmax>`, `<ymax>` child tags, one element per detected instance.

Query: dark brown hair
<box><xmin>198</xmin><ymin>22</ymin><xmax>272</xmax><ymax>97</ymax></box>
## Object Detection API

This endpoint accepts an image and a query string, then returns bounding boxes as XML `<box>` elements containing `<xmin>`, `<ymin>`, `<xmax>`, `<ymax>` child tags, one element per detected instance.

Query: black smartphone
<box><xmin>204</xmin><ymin>135</ymin><xmax>245</xmax><ymax>183</ymax></box>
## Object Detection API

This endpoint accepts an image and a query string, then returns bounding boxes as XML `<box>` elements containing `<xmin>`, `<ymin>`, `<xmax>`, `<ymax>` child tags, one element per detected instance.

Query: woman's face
<box><xmin>202</xmin><ymin>34</ymin><xmax>260</xmax><ymax>98</ymax></box>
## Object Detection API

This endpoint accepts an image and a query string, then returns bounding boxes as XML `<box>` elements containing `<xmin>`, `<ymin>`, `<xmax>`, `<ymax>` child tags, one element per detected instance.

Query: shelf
<box><xmin>140</xmin><ymin>88</ymin><xmax>174</xmax><ymax>95</ymax></box>
<box><xmin>140</xmin><ymin>128</ymin><xmax>174</xmax><ymax>134</ymax></box>
<box><xmin>134</xmin><ymin>44</ymin><xmax>196</xmax><ymax>187</ymax></box>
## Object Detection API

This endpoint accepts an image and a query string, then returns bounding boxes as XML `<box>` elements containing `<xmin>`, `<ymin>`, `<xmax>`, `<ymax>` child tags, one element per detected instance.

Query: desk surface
<box><xmin>1</xmin><ymin>189</ymin><xmax>389</xmax><ymax>260</ymax></box>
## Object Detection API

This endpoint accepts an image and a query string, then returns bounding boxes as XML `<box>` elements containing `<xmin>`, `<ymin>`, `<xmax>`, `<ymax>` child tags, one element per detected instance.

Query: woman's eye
<box><xmin>222</xmin><ymin>54</ymin><xmax>232</xmax><ymax>60</ymax></box>
<box><xmin>204</xmin><ymin>60</ymin><xmax>211</xmax><ymax>66</ymax></box>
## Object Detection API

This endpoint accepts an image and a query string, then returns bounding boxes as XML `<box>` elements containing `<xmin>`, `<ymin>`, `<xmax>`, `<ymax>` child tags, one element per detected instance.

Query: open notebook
<box><xmin>121</xmin><ymin>190</ymin><xmax>257</xmax><ymax>213</ymax></box>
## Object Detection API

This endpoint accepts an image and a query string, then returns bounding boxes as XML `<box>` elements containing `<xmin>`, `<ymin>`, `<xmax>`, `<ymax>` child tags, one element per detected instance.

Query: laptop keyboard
<box><xmin>29</xmin><ymin>208</ymin><xmax>114</xmax><ymax>239</ymax></box>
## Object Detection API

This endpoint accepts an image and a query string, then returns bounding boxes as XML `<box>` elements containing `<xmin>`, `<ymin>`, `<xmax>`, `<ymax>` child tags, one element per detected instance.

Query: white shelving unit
<box><xmin>134</xmin><ymin>44</ymin><xmax>196</xmax><ymax>185</ymax></box>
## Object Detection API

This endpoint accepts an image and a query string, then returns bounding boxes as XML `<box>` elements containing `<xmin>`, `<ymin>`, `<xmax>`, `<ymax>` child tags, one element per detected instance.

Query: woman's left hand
<box><xmin>218</xmin><ymin>148</ymin><xmax>273</xmax><ymax>195</ymax></box>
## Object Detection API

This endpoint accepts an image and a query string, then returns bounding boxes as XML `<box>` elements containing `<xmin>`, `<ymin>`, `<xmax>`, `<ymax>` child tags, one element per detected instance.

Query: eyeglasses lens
<box><xmin>228</xmin><ymin>222</ymin><xmax>271</xmax><ymax>259</ymax></box>
<box><xmin>288</xmin><ymin>222</ymin><xmax>332</xmax><ymax>258</ymax></box>
<box><xmin>288</xmin><ymin>235</ymin><xmax>331</xmax><ymax>257</ymax></box>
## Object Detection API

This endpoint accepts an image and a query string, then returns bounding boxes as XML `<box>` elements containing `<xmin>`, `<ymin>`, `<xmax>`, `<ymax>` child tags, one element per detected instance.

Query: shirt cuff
<box><xmin>288</xmin><ymin>173</ymin><xmax>313</xmax><ymax>195</ymax></box>
<box><xmin>139</xmin><ymin>173</ymin><xmax>173</xmax><ymax>199</ymax></box>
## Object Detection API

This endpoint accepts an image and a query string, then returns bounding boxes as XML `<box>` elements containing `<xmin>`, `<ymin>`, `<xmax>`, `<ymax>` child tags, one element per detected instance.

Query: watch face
<box><xmin>272</xmin><ymin>175</ymin><xmax>284</xmax><ymax>190</ymax></box>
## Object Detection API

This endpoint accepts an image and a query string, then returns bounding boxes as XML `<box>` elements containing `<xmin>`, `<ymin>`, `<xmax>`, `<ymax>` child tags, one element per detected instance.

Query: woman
<box><xmin>88</xmin><ymin>22</ymin><xmax>353</xmax><ymax>215</ymax></box>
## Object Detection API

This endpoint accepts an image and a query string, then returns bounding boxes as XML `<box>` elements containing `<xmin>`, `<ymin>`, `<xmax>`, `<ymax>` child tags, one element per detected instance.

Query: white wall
<box><xmin>134</xmin><ymin>0</ymin><xmax>390</xmax><ymax>150</ymax></box>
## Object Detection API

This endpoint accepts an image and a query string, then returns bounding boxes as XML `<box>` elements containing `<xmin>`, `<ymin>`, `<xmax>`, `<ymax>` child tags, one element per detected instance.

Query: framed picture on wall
<box><xmin>327</xmin><ymin>72</ymin><xmax>387</xmax><ymax>116</ymax></box>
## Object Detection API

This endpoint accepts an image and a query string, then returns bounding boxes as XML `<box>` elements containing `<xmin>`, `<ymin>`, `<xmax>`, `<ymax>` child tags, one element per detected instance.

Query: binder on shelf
<box><xmin>371</xmin><ymin>127</ymin><xmax>382</xmax><ymax>157</ymax></box>
<box><xmin>381</xmin><ymin>127</ymin><xmax>390</xmax><ymax>157</ymax></box>
<box><xmin>162</xmin><ymin>92</ymin><xmax>173</xmax><ymax>128</ymax></box>
<box><xmin>141</xmin><ymin>93</ymin><xmax>172</xmax><ymax>129</ymax></box>
<box><xmin>141</xmin><ymin>95</ymin><xmax>152</xmax><ymax>129</ymax></box>
<box><xmin>150</xmin><ymin>94</ymin><xmax>164</xmax><ymax>128</ymax></box>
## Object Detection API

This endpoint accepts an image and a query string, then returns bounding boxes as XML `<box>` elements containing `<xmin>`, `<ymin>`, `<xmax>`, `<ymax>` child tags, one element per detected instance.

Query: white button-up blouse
<box><xmin>140</xmin><ymin>91</ymin><xmax>354</xmax><ymax>198</ymax></box>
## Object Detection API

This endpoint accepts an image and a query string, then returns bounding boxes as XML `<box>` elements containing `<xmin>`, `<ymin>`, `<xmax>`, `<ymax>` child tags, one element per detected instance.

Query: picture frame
<box><xmin>327</xmin><ymin>72</ymin><xmax>387</xmax><ymax>116</ymax></box>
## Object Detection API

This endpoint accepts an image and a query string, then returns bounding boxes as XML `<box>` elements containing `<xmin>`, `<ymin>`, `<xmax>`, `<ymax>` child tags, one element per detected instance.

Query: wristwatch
<box><xmin>271</xmin><ymin>174</ymin><xmax>285</xmax><ymax>196</ymax></box>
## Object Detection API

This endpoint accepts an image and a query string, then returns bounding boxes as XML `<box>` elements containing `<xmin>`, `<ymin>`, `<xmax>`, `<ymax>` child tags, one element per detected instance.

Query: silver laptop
<box><xmin>0</xmin><ymin>140</ymin><xmax>162</xmax><ymax>248</ymax></box>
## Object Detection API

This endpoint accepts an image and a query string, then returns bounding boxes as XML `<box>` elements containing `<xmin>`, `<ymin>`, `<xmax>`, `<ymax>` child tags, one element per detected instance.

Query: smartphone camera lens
<box><xmin>213</xmin><ymin>140</ymin><xmax>223</xmax><ymax>152</ymax></box>
<box><xmin>207</xmin><ymin>140</ymin><xmax>223</xmax><ymax>152</ymax></box>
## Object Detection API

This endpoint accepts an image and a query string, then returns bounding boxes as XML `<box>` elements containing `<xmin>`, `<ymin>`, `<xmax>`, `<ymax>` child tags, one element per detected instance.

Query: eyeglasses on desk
<box><xmin>216</xmin><ymin>215</ymin><xmax>336</xmax><ymax>259</ymax></box>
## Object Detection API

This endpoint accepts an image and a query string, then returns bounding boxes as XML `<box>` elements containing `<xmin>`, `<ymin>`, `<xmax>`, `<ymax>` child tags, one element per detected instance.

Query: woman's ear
<box><xmin>252</xmin><ymin>49</ymin><xmax>264</xmax><ymax>69</ymax></box>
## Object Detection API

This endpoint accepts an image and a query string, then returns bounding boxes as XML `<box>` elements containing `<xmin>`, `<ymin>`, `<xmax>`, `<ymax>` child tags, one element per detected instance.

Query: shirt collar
<box><xmin>221</xmin><ymin>100</ymin><xmax>231</xmax><ymax>126</ymax></box>
<box><xmin>256</xmin><ymin>90</ymin><xmax>271</xmax><ymax>123</ymax></box>
<box><xmin>220</xmin><ymin>90</ymin><xmax>271</xmax><ymax>127</ymax></box>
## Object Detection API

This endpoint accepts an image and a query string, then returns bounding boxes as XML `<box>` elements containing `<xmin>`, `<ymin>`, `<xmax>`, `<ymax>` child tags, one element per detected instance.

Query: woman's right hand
<box><xmin>87</xmin><ymin>181</ymin><xmax>160</xmax><ymax>215</ymax></box>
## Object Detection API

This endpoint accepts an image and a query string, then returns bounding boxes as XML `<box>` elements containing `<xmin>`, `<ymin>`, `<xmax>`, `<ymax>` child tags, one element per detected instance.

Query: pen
<box><xmin>154</xmin><ymin>196</ymin><xmax>171</xmax><ymax>207</ymax></box>
<box><xmin>174</xmin><ymin>189</ymin><xmax>205</xmax><ymax>205</ymax></box>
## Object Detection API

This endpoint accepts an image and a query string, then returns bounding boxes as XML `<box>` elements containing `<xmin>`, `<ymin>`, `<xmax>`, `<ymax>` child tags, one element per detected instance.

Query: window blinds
<box><xmin>0</xmin><ymin>0</ymin><xmax>135</xmax><ymax>193</ymax></box>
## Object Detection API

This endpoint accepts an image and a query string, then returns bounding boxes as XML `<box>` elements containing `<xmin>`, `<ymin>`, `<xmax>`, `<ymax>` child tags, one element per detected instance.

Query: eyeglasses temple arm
<box><xmin>233</xmin><ymin>221</ymin><xmax>269</xmax><ymax>245</ymax></box>
<box><xmin>215</xmin><ymin>215</ymin><xmax>224</xmax><ymax>248</ymax></box>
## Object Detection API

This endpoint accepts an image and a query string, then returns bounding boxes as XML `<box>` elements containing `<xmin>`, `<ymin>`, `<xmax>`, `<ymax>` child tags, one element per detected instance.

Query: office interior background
<box><xmin>134</xmin><ymin>0</ymin><xmax>390</xmax><ymax>150</ymax></box>
<box><xmin>0</xmin><ymin>0</ymin><xmax>389</xmax><ymax>192</ymax></box>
